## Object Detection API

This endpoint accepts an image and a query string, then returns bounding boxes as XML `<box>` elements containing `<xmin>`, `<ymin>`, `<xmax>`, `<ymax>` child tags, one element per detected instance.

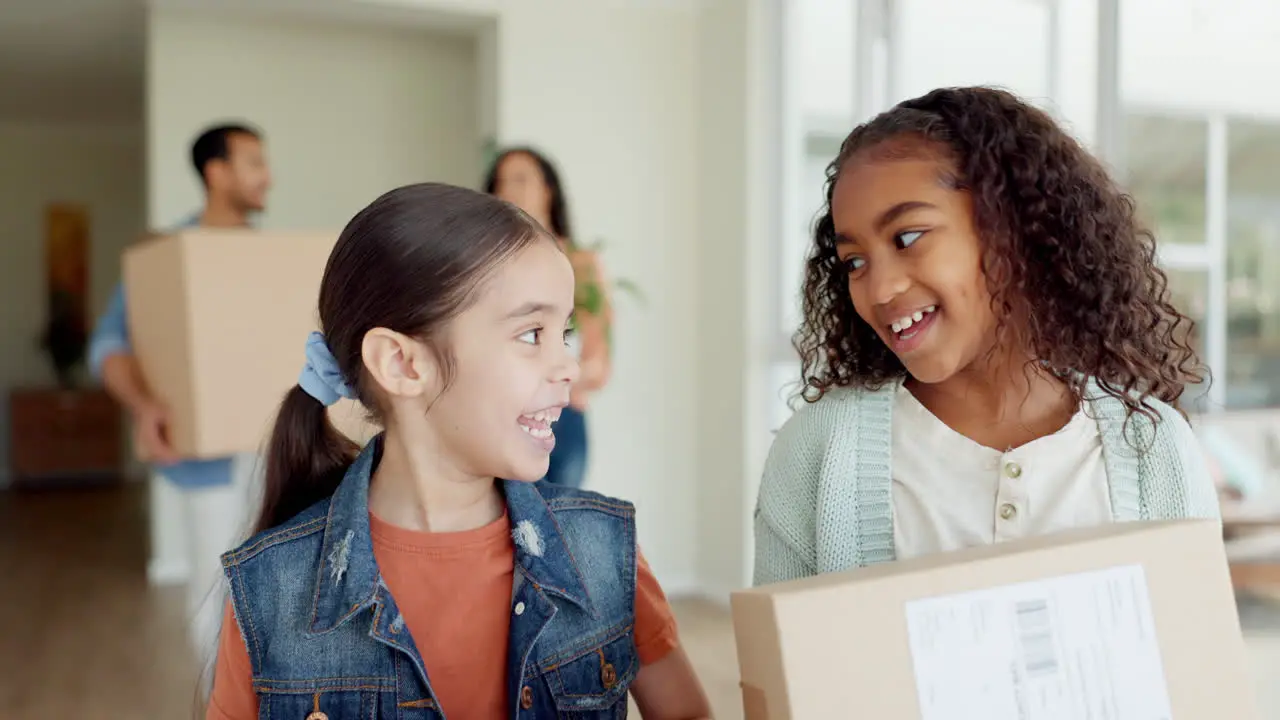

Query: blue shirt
<box><xmin>221</xmin><ymin>437</ymin><xmax>639</xmax><ymax>717</ymax></box>
<box><xmin>88</xmin><ymin>212</ymin><xmax>234</xmax><ymax>489</ymax></box>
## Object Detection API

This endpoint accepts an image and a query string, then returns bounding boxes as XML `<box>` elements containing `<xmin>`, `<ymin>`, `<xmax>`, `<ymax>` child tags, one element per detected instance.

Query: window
<box><xmin>893</xmin><ymin>0</ymin><xmax>1053</xmax><ymax>103</ymax></box>
<box><xmin>891</xmin><ymin>0</ymin><xmax>1100</xmax><ymax>143</ymax></box>
<box><xmin>1108</xmin><ymin>110</ymin><xmax>1280</xmax><ymax>409</ymax></box>
<box><xmin>1126</xmin><ymin>114</ymin><xmax>1209</xmax><ymax>249</ymax></box>
<box><xmin>792</xmin><ymin>0</ymin><xmax>857</xmax><ymax>127</ymax></box>
<box><xmin>768</xmin><ymin>361</ymin><xmax>802</xmax><ymax>434</ymax></box>
<box><xmin>779</xmin><ymin>0</ymin><xmax>858</xmax><ymax>346</ymax></box>
<box><xmin>1127</xmin><ymin>114</ymin><xmax>1280</xmax><ymax>411</ymax></box>
<box><xmin>1120</xmin><ymin>0</ymin><xmax>1280</xmax><ymax>411</ymax></box>
<box><xmin>780</xmin><ymin>137</ymin><xmax>841</xmax><ymax>340</ymax></box>
<box><xmin>1162</xmin><ymin>267</ymin><xmax>1211</xmax><ymax>411</ymax></box>
<box><xmin>1225</xmin><ymin>119</ymin><xmax>1280</xmax><ymax>408</ymax></box>
<box><xmin>1124</xmin><ymin>112</ymin><xmax>1214</xmax><ymax>411</ymax></box>
<box><xmin>772</xmin><ymin>0</ymin><xmax>860</xmax><ymax>427</ymax></box>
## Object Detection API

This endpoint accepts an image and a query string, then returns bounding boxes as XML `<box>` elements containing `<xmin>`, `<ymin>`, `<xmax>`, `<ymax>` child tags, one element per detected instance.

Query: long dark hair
<box><xmin>483</xmin><ymin>146</ymin><xmax>574</xmax><ymax>242</ymax></box>
<box><xmin>796</xmin><ymin>86</ymin><xmax>1204</xmax><ymax>422</ymax></box>
<box><xmin>255</xmin><ymin>183</ymin><xmax>545</xmax><ymax>533</ymax></box>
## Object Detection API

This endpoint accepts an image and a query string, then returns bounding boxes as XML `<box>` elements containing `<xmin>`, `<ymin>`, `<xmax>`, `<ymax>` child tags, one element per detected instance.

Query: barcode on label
<box><xmin>1015</xmin><ymin>598</ymin><xmax>1059</xmax><ymax>678</ymax></box>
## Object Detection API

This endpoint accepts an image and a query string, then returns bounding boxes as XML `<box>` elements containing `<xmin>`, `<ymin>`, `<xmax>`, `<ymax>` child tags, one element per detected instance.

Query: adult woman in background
<box><xmin>485</xmin><ymin>146</ymin><xmax>613</xmax><ymax>488</ymax></box>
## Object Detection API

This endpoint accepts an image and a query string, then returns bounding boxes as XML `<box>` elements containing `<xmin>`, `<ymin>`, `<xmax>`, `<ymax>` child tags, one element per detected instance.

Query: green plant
<box><xmin>481</xmin><ymin>136</ymin><xmax>500</xmax><ymax>170</ymax></box>
<box><xmin>571</xmin><ymin>238</ymin><xmax>644</xmax><ymax>352</ymax></box>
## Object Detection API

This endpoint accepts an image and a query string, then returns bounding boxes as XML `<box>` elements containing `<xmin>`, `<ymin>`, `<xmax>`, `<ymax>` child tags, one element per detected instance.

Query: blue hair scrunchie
<box><xmin>298</xmin><ymin>331</ymin><xmax>355</xmax><ymax>407</ymax></box>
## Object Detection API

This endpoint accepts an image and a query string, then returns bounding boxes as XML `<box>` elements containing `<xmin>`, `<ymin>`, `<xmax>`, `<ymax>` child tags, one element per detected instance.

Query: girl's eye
<box><xmin>841</xmin><ymin>255</ymin><xmax>866</xmax><ymax>273</ymax></box>
<box><xmin>896</xmin><ymin>230</ymin><xmax>925</xmax><ymax>249</ymax></box>
<box><xmin>518</xmin><ymin>328</ymin><xmax>541</xmax><ymax>345</ymax></box>
<box><xmin>563</xmin><ymin>327</ymin><xmax>577</xmax><ymax>347</ymax></box>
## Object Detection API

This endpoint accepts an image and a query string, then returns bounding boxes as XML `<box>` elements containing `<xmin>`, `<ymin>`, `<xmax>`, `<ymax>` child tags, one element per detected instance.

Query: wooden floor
<box><xmin>4</xmin><ymin>482</ymin><xmax>1280</xmax><ymax>719</ymax></box>
<box><xmin>0</xmin><ymin>482</ymin><xmax>201</xmax><ymax>719</ymax></box>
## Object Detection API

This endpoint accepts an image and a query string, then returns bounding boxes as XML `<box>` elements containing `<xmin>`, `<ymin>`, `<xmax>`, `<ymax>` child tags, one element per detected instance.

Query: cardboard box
<box><xmin>733</xmin><ymin>520</ymin><xmax>1258</xmax><ymax>719</ymax></box>
<box><xmin>123</xmin><ymin>229</ymin><xmax>378</xmax><ymax>459</ymax></box>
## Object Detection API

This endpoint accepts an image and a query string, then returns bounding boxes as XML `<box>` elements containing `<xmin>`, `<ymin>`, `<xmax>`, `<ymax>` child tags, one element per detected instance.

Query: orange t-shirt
<box><xmin>206</xmin><ymin>512</ymin><xmax>679</xmax><ymax>720</ymax></box>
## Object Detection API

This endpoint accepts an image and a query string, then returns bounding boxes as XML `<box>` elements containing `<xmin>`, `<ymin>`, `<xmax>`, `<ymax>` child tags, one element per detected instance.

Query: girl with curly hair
<box><xmin>754</xmin><ymin>86</ymin><xmax>1219</xmax><ymax>585</ymax></box>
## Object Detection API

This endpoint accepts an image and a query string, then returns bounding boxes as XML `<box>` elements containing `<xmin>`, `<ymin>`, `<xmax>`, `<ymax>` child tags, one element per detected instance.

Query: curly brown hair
<box><xmin>795</xmin><ymin>86</ymin><xmax>1205</xmax><ymax>423</ymax></box>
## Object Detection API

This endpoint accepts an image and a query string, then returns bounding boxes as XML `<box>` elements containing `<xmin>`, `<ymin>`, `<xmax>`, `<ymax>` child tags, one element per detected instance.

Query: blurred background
<box><xmin>3</xmin><ymin>0</ymin><xmax>1280</xmax><ymax>717</ymax></box>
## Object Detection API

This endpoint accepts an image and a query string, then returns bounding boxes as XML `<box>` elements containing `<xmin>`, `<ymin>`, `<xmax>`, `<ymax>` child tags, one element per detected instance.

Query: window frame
<box><xmin>772</xmin><ymin>0</ymin><xmax>890</xmax><ymax>369</ymax></box>
<box><xmin>1127</xmin><ymin>106</ymin><xmax>1280</xmax><ymax>412</ymax></box>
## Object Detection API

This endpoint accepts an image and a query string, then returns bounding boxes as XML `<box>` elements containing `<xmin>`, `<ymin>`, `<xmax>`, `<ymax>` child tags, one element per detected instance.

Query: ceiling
<box><xmin>0</xmin><ymin>0</ymin><xmax>147</xmax><ymax>124</ymax></box>
<box><xmin>0</xmin><ymin>0</ymin><xmax>486</xmax><ymax>125</ymax></box>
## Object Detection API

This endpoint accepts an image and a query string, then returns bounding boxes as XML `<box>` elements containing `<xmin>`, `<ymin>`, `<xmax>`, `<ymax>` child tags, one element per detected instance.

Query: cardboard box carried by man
<box><xmin>733</xmin><ymin>519</ymin><xmax>1260</xmax><ymax>719</ymax></box>
<box><xmin>123</xmin><ymin>228</ymin><xmax>377</xmax><ymax>459</ymax></box>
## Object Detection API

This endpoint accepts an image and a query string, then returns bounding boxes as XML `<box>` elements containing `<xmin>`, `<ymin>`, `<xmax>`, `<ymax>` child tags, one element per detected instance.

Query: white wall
<box><xmin>0</xmin><ymin>121</ymin><xmax>146</xmax><ymax>486</ymax></box>
<box><xmin>490</xmin><ymin>1</ymin><xmax>703</xmax><ymax>593</ymax></box>
<box><xmin>690</xmin><ymin>0</ymin><xmax>781</xmax><ymax>598</ymax></box>
<box><xmin>148</xmin><ymin>8</ymin><xmax>481</xmax><ymax>229</ymax></box>
<box><xmin>693</xmin><ymin>0</ymin><xmax>749</xmax><ymax>600</ymax></box>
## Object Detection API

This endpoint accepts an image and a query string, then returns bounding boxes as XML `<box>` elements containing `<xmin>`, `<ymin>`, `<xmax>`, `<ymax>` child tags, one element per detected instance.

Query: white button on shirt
<box><xmin>891</xmin><ymin>383</ymin><xmax>1113</xmax><ymax>560</ymax></box>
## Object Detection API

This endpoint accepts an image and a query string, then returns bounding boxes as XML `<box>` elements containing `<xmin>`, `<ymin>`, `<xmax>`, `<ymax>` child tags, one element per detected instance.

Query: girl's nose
<box><xmin>866</xmin><ymin>257</ymin><xmax>911</xmax><ymax>306</ymax></box>
<box><xmin>554</xmin><ymin>343</ymin><xmax>581</xmax><ymax>385</ymax></box>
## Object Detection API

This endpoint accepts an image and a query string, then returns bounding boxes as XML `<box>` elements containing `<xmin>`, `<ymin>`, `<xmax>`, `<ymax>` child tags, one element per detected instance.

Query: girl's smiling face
<box><xmin>830</xmin><ymin>147</ymin><xmax>999</xmax><ymax>385</ymax></box>
<box><xmin>425</xmin><ymin>237</ymin><xmax>580</xmax><ymax>482</ymax></box>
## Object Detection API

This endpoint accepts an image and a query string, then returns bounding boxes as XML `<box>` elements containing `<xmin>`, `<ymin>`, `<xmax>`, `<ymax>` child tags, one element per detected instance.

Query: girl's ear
<box><xmin>360</xmin><ymin>328</ymin><xmax>441</xmax><ymax>400</ymax></box>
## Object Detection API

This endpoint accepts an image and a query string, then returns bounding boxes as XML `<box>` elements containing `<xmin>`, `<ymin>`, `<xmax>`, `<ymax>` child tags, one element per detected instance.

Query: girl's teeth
<box><xmin>890</xmin><ymin>305</ymin><xmax>938</xmax><ymax>334</ymax></box>
<box><xmin>519</xmin><ymin>410</ymin><xmax>561</xmax><ymax>437</ymax></box>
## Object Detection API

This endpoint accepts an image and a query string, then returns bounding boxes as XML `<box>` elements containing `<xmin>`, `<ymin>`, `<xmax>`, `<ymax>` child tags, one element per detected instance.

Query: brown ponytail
<box><xmin>255</xmin><ymin>386</ymin><xmax>358</xmax><ymax>533</ymax></box>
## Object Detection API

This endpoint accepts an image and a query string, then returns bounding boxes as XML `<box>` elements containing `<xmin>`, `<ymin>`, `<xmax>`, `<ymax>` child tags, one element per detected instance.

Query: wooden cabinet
<box><xmin>9</xmin><ymin>387</ymin><xmax>122</xmax><ymax>485</ymax></box>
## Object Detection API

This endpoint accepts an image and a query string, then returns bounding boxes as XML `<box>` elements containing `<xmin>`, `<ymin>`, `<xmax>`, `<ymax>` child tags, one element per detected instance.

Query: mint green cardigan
<box><xmin>753</xmin><ymin>380</ymin><xmax>1221</xmax><ymax>585</ymax></box>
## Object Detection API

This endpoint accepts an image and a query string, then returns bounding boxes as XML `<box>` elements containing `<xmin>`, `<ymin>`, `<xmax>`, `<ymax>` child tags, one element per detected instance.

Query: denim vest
<box><xmin>221</xmin><ymin>438</ymin><xmax>639</xmax><ymax>718</ymax></box>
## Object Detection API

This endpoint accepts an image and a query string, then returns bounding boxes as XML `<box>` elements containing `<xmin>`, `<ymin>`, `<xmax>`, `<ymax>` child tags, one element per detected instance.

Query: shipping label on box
<box><xmin>905</xmin><ymin>564</ymin><xmax>1172</xmax><ymax>720</ymax></box>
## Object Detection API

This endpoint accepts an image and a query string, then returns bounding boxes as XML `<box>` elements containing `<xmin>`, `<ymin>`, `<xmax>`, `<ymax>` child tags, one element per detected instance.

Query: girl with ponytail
<box><xmin>205</xmin><ymin>184</ymin><xmax>709</xmax><ymax>719</ymax></box>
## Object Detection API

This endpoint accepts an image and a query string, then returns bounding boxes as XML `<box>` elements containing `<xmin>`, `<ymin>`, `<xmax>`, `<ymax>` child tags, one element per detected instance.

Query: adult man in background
<box><xmin>89</xmin><ymin>122</ymin><xmax>271</xmax><ymax>656</ymax></box>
